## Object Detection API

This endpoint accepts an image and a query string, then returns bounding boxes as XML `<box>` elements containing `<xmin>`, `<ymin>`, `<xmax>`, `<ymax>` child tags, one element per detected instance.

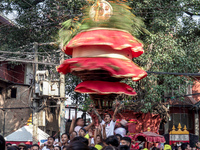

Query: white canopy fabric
<box><xmin>5</xmin><ymin>125</ymin><xmax>49</xmax><ymax>142</ymax></box>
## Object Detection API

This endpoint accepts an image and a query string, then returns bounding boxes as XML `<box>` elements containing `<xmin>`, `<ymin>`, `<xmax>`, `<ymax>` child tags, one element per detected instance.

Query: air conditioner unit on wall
<box><xmin>40</xmin><ymin>80</ymin><xmax>49</xmax><ymax>96</ymax></box>
<box><xmin>35</xmin><ymin>70</ymin><xmax>49</xmax><ymax>96</ymax></box>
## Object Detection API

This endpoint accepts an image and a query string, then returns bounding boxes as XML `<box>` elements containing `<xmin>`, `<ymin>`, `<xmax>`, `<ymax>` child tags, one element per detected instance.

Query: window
<box><xmin>7</xmin><ymin>88</ymin><xmax>17</xmax><ymax>99</ymax></box>
<box><xmin>169</xmin><ymin>113</ymin><xmax>193</xmax><ymax>130</ymax></box>
<box><xmin>11</xmin><ymin>88</ymin><xmax>17</xmax><ymax>98</ymax></box>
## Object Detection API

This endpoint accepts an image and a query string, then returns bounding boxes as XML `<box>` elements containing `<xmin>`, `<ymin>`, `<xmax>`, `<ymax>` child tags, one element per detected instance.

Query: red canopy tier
<box><xmin>132</xmin><ymin>131</ymin><xmax>166</xmax><ymax>143</ymax></box>
<box><xmin>62</xmin><ymin>28</ymin><xmax>144</xmax><ymax>58</ymax></box>
<box><xmin>57</xmin><ymin>57</ymin><xmax>147</xmax><ymax>81</ymax></box>
<box><xmin>75</xmin><ymin>80</ymin><xmax>137</xmax><ymax>96</ymax></box>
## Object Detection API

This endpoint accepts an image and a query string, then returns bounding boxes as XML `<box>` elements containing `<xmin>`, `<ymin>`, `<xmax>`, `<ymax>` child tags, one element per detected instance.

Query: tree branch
<box><xmin>32</xmin><ymin>0</ymin><xmax>45</xmax><ymax>6</ymax></box>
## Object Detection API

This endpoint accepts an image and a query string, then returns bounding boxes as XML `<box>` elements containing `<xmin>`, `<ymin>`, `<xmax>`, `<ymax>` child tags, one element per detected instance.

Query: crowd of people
<box><xmin>0</xmin><ymin>103</ymin><xmax>200</xmax><ymax>150</ymax></box>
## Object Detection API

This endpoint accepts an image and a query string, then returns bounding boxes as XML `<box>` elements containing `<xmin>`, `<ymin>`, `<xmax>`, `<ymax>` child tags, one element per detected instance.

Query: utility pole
<box><xmin>59</xmin><ymin>51</ymin><xmax>66</xmax><ymax>136</ymax></box>
<box><xmin>32</xmin><ymin>42</ymin><xmax>39</xmax><ymax>144</ymax></box>
<box><xmin>2</xmin><ymin>109</ymin><xmax>5</xmax><ymax>136</ymax></box>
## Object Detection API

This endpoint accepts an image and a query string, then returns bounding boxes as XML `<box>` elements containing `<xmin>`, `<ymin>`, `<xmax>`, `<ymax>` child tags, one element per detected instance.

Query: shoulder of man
<box><xmin>110</xmin><ymin>120</ymin><xmax>116</xmax><ymax>124</ymax></box>
<box><xmin>42</xmin><ymin>146</ymin><xmax>48</xmax><ymax>150</ymax></box>
<box><xmin>74</xmin><ymin>125</ymin><xmax>82</xmax><ymax>130</ymax></box>
<box><xmin>101</xmin><ymin>120</ymin><xmax>105</xmax><ymax>124</ymax></box>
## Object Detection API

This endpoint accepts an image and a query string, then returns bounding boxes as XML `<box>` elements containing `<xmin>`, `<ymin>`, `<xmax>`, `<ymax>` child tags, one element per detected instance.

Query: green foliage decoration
<box><xmin>59</xmin><ymin>0</ymin><xmax>150</xmax><ymax>47</ymax></box>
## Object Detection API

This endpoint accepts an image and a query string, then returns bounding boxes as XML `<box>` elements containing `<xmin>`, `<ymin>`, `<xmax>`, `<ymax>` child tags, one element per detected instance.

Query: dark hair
<box><xmin>68</xmin><ymin>141</ymin><xmax>90</xmax><ymax>150</ymax></box>
<box><xmin>181</xmin><ymin>143</ymin><xmax>189</xmax><ymax>150</ymax></box>
<box><xmin>6</xmin><ymin>143</ymin><xmax>12</xmax><ymax>146</ymax></box>
<box><xmin>71</xmin><ymin>136</ymin><xmax>89</xmax><ymax>146</ymax></box>
<box><xmin>0</xmin><ymin>135</ymin><xmax>5</xmax><ymax>150</ymax></box>
<box><xmin>31</xmin><ymin>144</ymin><xmax>39</xmax><ymax>149</ymax></box>
<box><xmin>48</xmin><ymin>136</ymin><xmax>55</xmax><ymax>141</ymax></box>
<box><xmin>105</xmin><ymin>135</ymin><xmax>119</xmax><ymax>147</ymax></box>
<box><xmin>75</xmin><ymin>118</ymin><xmax>82</xmax><ymax>126</ymax></box>
<box><xmin>96</xmin><ymin>134</ymin><xmax>102</xmax><ymax>142</ymax></box>
<box><xmin>102</xmin><ymin>146</ymin><xmax>118</xmax><ymax>150</ymax></box>
<box><xmin>152</xmin><ymin>147</ymin><xmax>157</xmax><ymax>150</ymax></box>
<box><xmin>105</xmin><ymin>113</ymin><xmax>112</xmax><ymax>118</ymax></box>
<box><xmin>89</xmin><ymin>146</ymin><xmax>98</xmax><ymax>150</ymax></box>
<box><xmin>115</xmin><ymin>134</ymin><xmax>122</xmax><ymax>141</ymax></box>
<box><xmin>71</xmin><ymin>131</ymin><xmax>78</xmax><ymax>135</ymax></box>
<box><xmin>62</xmin><ymin>133</ymin><xmax>70</xmax><ymax>139</ymax></box>
<box><xmin>62</xmin><ymin>146</ymin><xmax>68</xmax><ymax>150</ymax></box>
<box><xmin>7</xmin><ymin>147</ymin><xmax>18</xmax><ymax>150</ymax></box>
<box><xmin>54</xmin><ymin>146</ymin><xmax>61</xmax><ymax>150</ymax></box>
<box><xmin>118</xmin><ymin>145</ymin><xmax>130</xmax><ymax>150</ymax></box>
<box><xmin>121</xmin><ymin>137</ymin><xmax>131</xmax><ymax>147</ymax></box>
<box><xmin>80</xmin><ymin>128</ymin><xmax>87</xmax><ymax>133</ymax></box>
<box><xmin>96</xmin><ymin>134</ymin><xmax>101</xmax><ymax>138</ymax></box>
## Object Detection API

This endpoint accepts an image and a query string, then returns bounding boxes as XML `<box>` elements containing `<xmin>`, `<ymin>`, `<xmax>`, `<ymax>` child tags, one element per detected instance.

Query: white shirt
<box><xmin>101</xmin><ymin>120</ymin><xmax>116</xmax><ymax>137</ymax></box>
<box><xmin>91</xmin><ymin>138</ymin><xmax>95</xmax><ymax>145</ymax></box>
<box><xmin>42</xmin><ymin>146</ymin><xmax>50</xmax><ymax>150</ymax></box>
<box><xmin>114</xmin><ymin>127</ymin><xmax>126</xmax><ymax>137</ymax></box>
<box><xmin>74</xmin><ymin>126</ymin><xmax>82</xmax><ymax>135</ymax></box>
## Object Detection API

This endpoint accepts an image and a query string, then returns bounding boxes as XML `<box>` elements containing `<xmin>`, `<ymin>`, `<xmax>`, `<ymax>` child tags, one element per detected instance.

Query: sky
<box><xmin>4</xmin><ymin>9</ymin><xmax>200</xmax><ymax>25</ymax></box>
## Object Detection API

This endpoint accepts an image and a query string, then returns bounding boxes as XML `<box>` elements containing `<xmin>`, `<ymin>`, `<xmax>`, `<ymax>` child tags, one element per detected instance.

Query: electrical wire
<box><xmin>147</xmin><ymin>71</ymin><xmax>200</xmax><ymax>76</ymax></box>
<box><xmin>0</xmin><ymin>68</ymin><xmax>25</xmax><ymax>83</ymax></box>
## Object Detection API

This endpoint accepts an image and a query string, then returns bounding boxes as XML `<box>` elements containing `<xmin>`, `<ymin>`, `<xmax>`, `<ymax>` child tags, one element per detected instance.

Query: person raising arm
<box><xmin>69</xmin><ymin>116</ymin><xmax>95</xmax><ymax>136</ymax></box>
<box><xmin>100</xmin><ymin>101</ymin><xmax>120</xmax><ymax>137</ymax></box>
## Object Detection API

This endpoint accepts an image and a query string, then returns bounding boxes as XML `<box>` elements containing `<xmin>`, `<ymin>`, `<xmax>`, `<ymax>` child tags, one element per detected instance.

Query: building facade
<box><xmin>0</xmin><ymin>62</ymin><xmax>32</xmax><ymax>136</ymax></box>
<box><xmin>0</xmin><ymin>14</ymin><xmax>60</xmax><ymax>138</ymax></box>
<box><xmin>160</xmin><ymin>76</ymin><xmax>200</xmax><ymax>137</ymax></box>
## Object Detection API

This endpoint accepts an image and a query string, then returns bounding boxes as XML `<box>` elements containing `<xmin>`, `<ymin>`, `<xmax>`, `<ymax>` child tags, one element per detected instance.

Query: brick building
<box><xmin>0</xmin><ymin>14</ymin><xmax>60</xmax><ymax>138</ymax></box>
<box><xmin>160</xmin><ymin>75</ymin><xmax>200</xmax><ymax>138</ymax></box>
<box><xmin>0</xmin><ymin>62</ymin><xmax>32</xmax><ymax>136</ymax></box>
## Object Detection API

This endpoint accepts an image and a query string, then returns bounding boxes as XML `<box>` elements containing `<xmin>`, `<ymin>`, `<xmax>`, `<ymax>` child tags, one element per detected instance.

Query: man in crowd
<box><xmin>114</xmin><ymin>119</ymin><xmax>127</xmax><ymax>137</ymax></box>
<box><xmin>6</xmin><ymin>143</ymin><xmax>12</xmax><ymax>148</ymax></box>
<box><xmin>31</xmin><ymin>144</ymin><xmax>39</xmax><ymax>150</ymax></box>
<box><xmin>196</xmin><ymin>142</ymin><xmax>200</xmax><ymax>150</ymax></box>
<box><xmin>100</xmin><ymin>101</ymin><xmax>120</xmax><ymax>138</ymax></box>
<box><xmin>69</xmin><ymin>115</ymin><xmax>95</xmax><ymax>136</ymax></box>
<box><xmin>120</xmin><ymin>137</ymin><xmax>132</xmax><ymax>148</ymax></box>
<box><xmin>0</xmin><ymin>135</ymin><xmax>5</xmax><ymax>150</ymax></box>
<box><xmin>90</xmin><ymin>101</ymin><xmax>120</xmax><ymax>138</ymax></box>
<box><xmin>18</xmin><ymin>143</ymin><xmax>27</xmax><ymax>150</ymax></box>
<box><xmin>42</xmin><ymin>136</ymin><xmax>55</xmax><ymax>150</ymax></box>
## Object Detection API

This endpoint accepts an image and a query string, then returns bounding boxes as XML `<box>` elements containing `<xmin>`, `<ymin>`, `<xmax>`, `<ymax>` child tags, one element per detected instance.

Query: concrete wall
<box><xmin>0</xmin><ymin>81</ymin><xmax>61</xmax><ymax>138</ymax></box>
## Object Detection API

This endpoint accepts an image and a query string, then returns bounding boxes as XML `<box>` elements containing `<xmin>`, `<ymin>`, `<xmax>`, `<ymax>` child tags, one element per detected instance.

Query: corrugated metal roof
<box><xmin>0</xmin><ymin>13</ymin><xmax>15</xmax><ymax>26</ymax></box>
<box><xmin>165</xmin><ymin>96</ymin><xmax>197</xmax><ymax>106</ymax></box>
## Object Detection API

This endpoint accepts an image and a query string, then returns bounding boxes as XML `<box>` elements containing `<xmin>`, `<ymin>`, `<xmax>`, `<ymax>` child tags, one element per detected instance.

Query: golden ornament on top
<box><xmin>89</xmin><ymin>0</ymin><xmax>113</xmax><ymax>22</ymax></box>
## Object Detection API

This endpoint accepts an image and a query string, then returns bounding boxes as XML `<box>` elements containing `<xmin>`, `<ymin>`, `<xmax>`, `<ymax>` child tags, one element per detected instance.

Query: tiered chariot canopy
<box><xmin>57</xmin><ymin>0</ymin><xmax>149</xmax><ymax>108</ymax></box>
